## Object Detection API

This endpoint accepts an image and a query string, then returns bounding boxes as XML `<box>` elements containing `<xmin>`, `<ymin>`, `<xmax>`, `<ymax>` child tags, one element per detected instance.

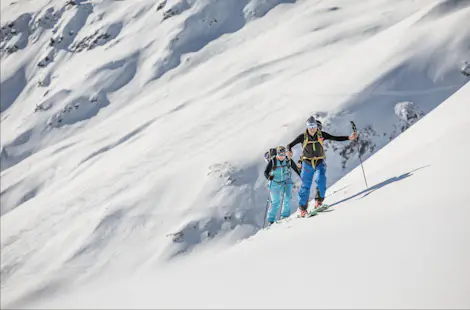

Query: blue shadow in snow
<box><xmin>329</xmin><ymin>165</ymin><xmax>430</xmax><ymax>208</ymax></box>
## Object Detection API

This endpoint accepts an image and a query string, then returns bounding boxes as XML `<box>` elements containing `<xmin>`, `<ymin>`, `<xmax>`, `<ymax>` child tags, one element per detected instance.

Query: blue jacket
<box><xmin>264</xmin><ymin>158</ymin><xmax>301</xmax><ymax>182</ymax></box>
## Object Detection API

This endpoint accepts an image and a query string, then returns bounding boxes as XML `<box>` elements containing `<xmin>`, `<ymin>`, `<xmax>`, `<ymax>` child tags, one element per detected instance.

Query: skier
<box><xmin>286</xmin><ymin>116</ymin><xmax>357</xmax><ymax>217</ymax></box>
<box><xmin>264</xmin><ymin>146</ymin><xmax>301</xmax><ymax>224</ymax></box>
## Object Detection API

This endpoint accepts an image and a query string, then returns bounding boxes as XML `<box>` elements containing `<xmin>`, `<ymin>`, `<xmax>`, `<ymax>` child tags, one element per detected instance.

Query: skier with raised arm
<box><xmin>286</xmin><ymin>116</ymin><xmax>357</xmax><ymax>217</ymax></box>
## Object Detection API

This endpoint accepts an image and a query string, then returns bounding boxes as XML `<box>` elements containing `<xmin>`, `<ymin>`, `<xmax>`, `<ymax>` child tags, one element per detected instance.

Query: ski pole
<box><xmin>263</xmin><ymin>198</ymin><xmax>270</xmax><ymax>229</ymax></box>
<box><xmin>263</xmin><ymin>181</ymin><xmax>271</xmax><ymax>228</ymax></box>
<box><xmin>350</xmin><ymin>121</ymin><xmax>368</xmax><ymax>188</ymax></box>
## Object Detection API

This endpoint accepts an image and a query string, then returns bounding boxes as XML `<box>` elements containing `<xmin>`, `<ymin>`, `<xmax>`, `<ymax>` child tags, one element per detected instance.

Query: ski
<box><xmin>307</xmin><ymin>204</ymin><xmax>330</xmax><ymax>217</ymax></box>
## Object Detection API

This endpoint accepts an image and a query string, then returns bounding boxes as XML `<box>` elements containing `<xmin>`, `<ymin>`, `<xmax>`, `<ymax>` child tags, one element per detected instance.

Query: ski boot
<box><xmin>314</xmin><ymin>198</ymin><xmax>325</xmax><ymax>210</ymax></box>
<box><xmin>298</xmin><ymin>205</ymin><xmax>308</xmax><ymax>217</ymax></box>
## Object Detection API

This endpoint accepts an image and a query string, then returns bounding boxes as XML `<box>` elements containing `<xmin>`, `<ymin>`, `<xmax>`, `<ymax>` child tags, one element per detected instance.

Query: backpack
<box><xmin>264</xmin><ymin>148</ymin><xmax>279</xmax><ymax>170</ymax></box>
<box><xmin>264</xmin><ymin>148</ymin><xmax>277</xmax><ymax>163</ymax></box>
<box><xmin>316</xmin><ymin>120</ymin><xmax>323</xmax><ymax>130</ymax></box>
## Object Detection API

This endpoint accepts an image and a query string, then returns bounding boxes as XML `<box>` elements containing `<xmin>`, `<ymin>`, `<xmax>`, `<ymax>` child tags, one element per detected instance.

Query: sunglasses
<box><xmin>277</xmin><ymin>152</ymin><xmax>286</xmax><ymax>156</ymax></box>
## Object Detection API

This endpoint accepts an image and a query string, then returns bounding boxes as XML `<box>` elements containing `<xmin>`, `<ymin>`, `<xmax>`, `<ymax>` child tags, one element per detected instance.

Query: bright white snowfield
<box><xmin>1</xmin><ymin>0</ymin><xmax>469</xmax><ymax>308</ymax></box>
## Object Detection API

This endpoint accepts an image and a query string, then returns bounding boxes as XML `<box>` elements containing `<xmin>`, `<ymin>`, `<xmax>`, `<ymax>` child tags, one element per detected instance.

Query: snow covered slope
<box><xmin>34</xmin><ymin>74</ymin><xmax>470</xmax><ymax>310</ymax></box>
<box><xmin>1</xmin><ymin>0</ymin><xmax>470</xmax><ymax>307</ymax></box>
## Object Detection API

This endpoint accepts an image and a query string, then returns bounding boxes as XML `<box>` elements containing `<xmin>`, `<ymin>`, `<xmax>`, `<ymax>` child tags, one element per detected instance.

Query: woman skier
<box><xmin>264</xmin><ymin>146</ymin><xmax>301</xmax><ymax>224</ymax></box>
<box><xmin>286</xmin><ymin>116</ymin><xmax>357</xmax><ymax>217</ymax></box>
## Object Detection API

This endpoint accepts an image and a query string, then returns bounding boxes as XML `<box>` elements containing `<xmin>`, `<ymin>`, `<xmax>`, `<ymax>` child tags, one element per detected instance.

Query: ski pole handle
<box><xmin>351</xmin><ymin>121</ymin><xmax>357</xmax><ymax>134</ymax></box>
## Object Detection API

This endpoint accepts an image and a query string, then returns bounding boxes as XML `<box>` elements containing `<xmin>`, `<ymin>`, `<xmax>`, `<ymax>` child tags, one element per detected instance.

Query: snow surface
<box><xmin>17</xmin><ymin>70</ymin><xmax>470</xmax><ymax>310</ymax></box>
<box><xmin>1</xmin><ymin>0</ymin><xmax>470</xmax><ymax>308</ymax></box>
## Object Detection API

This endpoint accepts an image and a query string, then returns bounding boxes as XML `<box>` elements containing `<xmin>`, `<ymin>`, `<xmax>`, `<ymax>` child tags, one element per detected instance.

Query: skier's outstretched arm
<box><xmin>264</xmin><ymin>160</ymin><xmax>273</xmax><ymax>180</ymax></box>
<box><xmin>322</xmin><ymin>131</ymin><xmax>356</xmax><ymax>141</ymax></box>
<box><xmin>286</xmin><ymin>133</ymin><xmax>304</xmax><ymax>150</ymax></box>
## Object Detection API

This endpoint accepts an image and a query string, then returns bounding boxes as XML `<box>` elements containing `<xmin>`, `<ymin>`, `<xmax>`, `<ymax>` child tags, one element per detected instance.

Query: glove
<box><xmin>349</xmin><ymin>132</ymin><xmax>358</xmax><ymax>140</ymax></box>
<box><xmin>269</xmin><ymin>175</ymin><xmax>274</xmax><ymax>181</ymax></box>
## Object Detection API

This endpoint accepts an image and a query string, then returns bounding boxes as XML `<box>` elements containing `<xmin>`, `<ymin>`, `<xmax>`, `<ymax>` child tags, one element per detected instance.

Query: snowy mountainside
<box><xmin>25</xmin><ymin>67</ymin><xmax>470</xmax><ymax>310</ymax></box>
<box><xmin>1</xmin><ymin>0</ymin><xmax>470</xmax><ymax>307</ymax></box>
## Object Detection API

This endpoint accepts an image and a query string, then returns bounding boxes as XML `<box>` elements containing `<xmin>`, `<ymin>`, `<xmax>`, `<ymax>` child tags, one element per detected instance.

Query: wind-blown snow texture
<box><xmin>1</xmin><ymin>0</ymin><xmax>469</xmax><ymax>308</ymax></box>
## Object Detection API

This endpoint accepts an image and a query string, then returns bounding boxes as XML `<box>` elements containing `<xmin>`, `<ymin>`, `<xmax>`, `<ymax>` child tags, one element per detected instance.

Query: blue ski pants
<box><xmin>267</xmin><ymin>181</ymin><xmax>293</xmax><ymax>222</ymax></box>
<box><xmin>298</xmin><ymin>162</ymin><xmax>327</xmax><ymax>207</ymax></box>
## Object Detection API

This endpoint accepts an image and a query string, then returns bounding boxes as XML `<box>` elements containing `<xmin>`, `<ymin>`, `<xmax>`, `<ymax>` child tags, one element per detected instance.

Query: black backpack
<box><xmin>264</xmin><ymin>148</ymin><xmax>277</xmax><ymax>163</ymax></box>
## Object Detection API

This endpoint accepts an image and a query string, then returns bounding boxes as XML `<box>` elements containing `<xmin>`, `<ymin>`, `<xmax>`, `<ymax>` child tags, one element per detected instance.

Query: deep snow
<box><xmin>1</xmin><ymin>0</ymin><xmax>470</xmax><ymax>308</ymax></box>
<box><xmin>23</xmin><ymin>71</ymin><xmax>470</xmax><ymax>310</ymax></box>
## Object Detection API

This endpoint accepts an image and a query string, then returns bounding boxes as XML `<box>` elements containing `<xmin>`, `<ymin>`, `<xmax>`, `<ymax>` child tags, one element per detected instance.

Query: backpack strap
<box><xmin>302</xmin><ymin>131</ymin><xmax>308</xmax><ymax>150</ymax></box>
<box><xmin>301</xmin><ymin>130</ymin><xmax>326</xmax><ymax>168</ymax></box>
<box><xmin>271</xmin><ymin>158</ymin><xmax>292</xmax><ymax>182</ymax></box>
